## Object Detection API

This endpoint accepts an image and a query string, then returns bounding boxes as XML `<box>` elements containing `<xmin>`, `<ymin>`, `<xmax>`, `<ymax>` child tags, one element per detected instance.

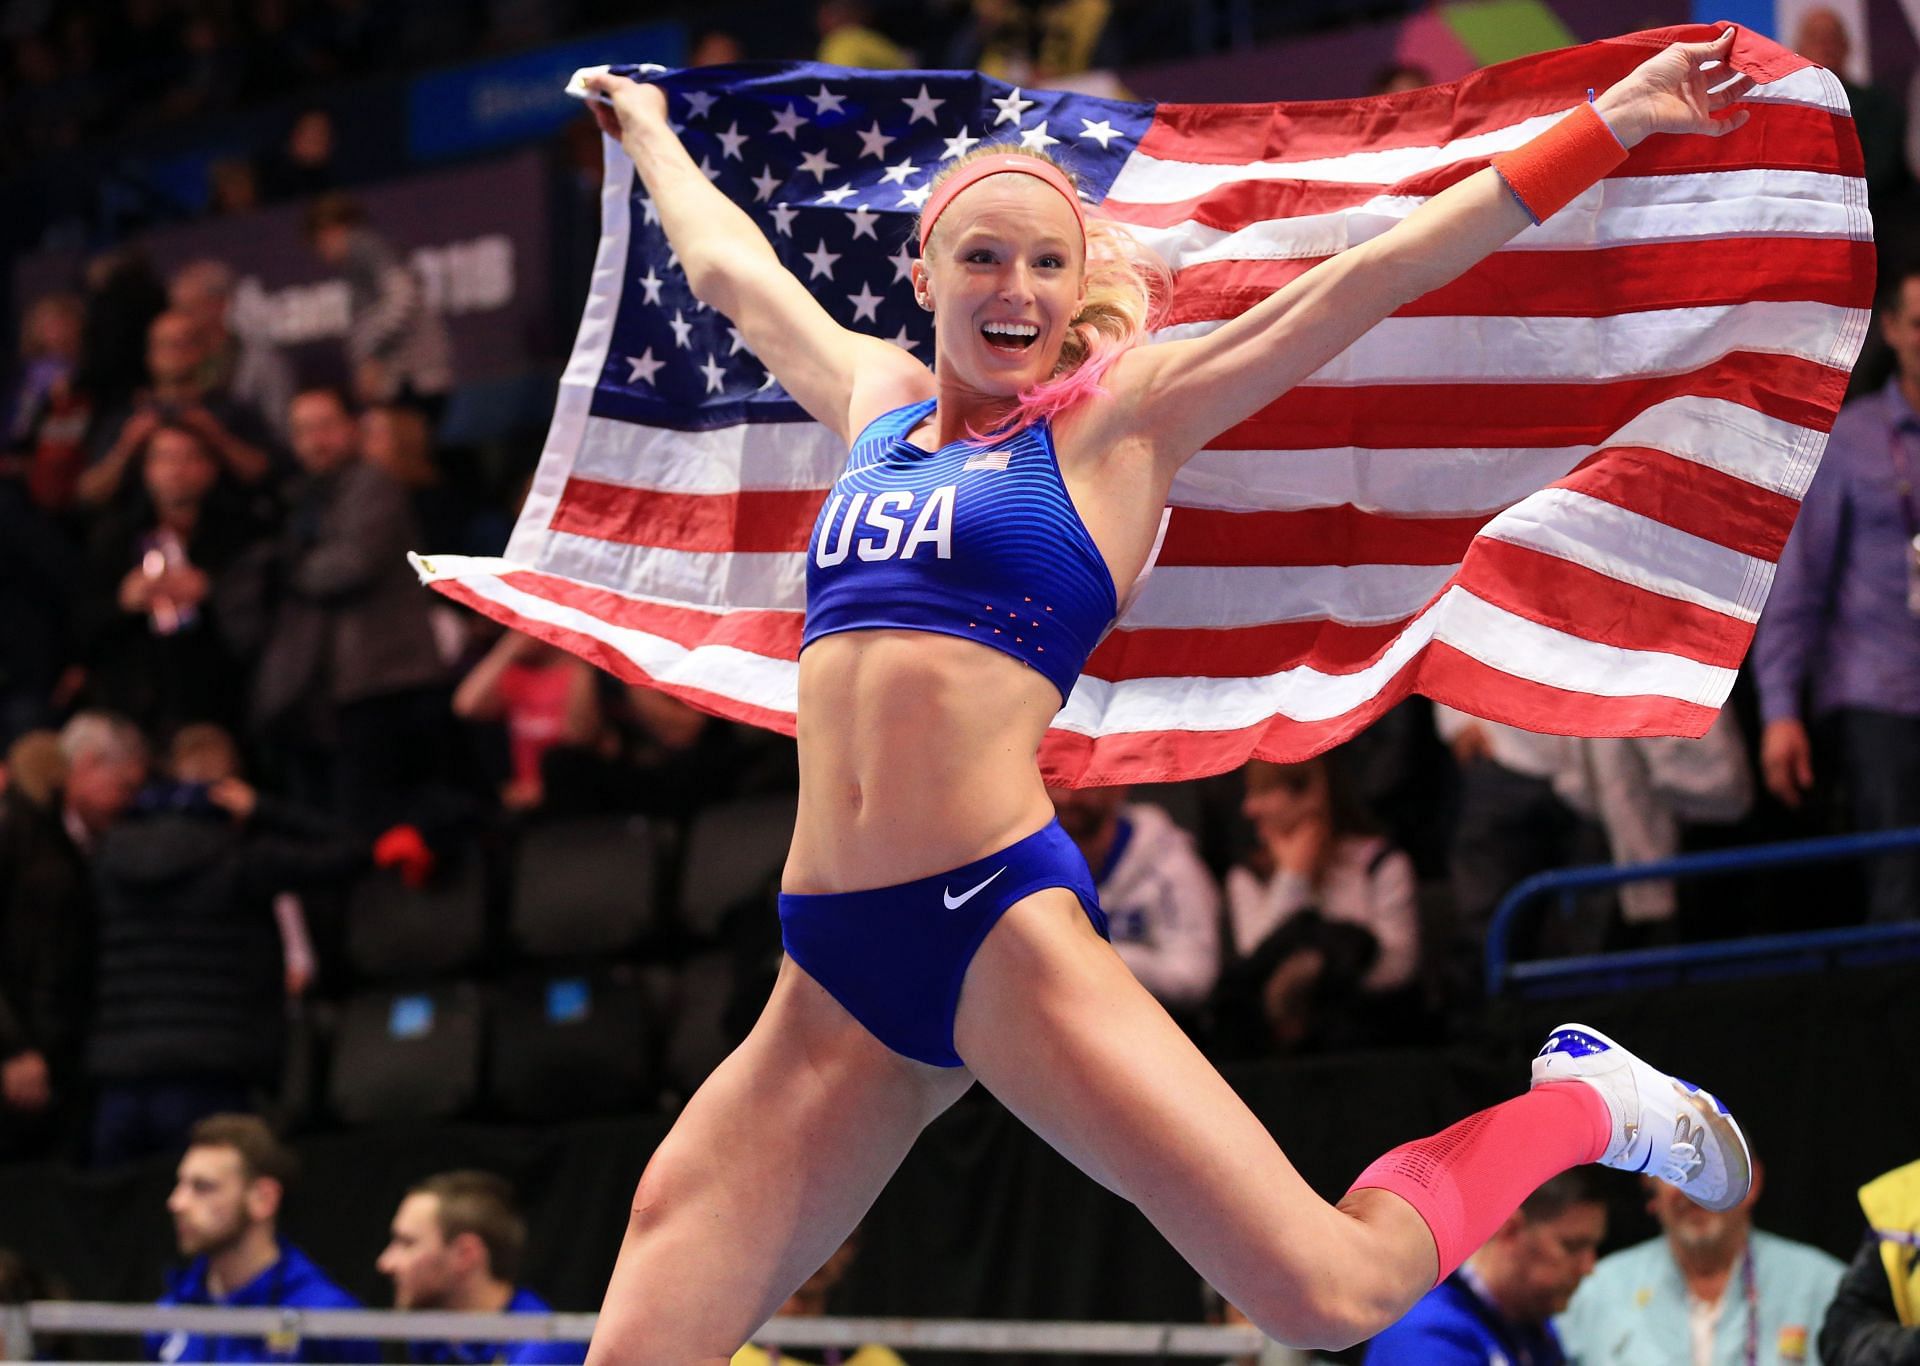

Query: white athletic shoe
<box><xmin>1531</xmin><ymin>1022</ymin><xmax>1752</xmax><ymax>1212</ymax></box>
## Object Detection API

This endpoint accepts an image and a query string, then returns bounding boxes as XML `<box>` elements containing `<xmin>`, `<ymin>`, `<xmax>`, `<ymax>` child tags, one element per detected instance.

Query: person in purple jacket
<box><xmin>154</xmin><ymin>1114</ymin><xmax>377</xmax><ymax>1365</ymax></box>
<box><xmin>1755</xmin><ymin>264</ymin><xmax>1920</xmax><ymax>923</ymax></box>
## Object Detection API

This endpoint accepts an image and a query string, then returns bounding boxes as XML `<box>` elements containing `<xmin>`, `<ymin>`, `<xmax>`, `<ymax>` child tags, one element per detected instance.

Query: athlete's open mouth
<box><xmin>981</xmin><ymin>321</ymin><xmax>1039</xmax><ymax>351</ymax></box>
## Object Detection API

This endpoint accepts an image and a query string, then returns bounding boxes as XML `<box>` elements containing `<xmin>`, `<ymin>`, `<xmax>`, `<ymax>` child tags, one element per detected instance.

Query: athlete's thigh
<box><xmin>951</xmin><ymin>890</ymin><xmax>1430</xmax><ymax>1337</ymax></box>
<box><xmin>589</xmin><ymin>956</ymin><xmax>972</xmax><ymax>1364</ymax></box>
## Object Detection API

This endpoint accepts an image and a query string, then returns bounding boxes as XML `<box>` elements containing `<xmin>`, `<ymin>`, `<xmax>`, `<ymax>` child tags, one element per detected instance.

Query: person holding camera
<box><xmin>77</xmin><ymin>310</ymin><xmax>274</xmax><ymax>512</ymax></box>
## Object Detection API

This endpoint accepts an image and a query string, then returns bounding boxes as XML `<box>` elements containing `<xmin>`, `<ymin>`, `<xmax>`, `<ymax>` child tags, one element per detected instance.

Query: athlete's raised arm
<box><xmin>585</xmin><ymin>72</ymin><xmax>930</xmax><ymax>444</ymax></box>
<box><xmin>1105</xmin><ymin>28</ymin><xmax>1755</xmax><ymax>471</ymax></box>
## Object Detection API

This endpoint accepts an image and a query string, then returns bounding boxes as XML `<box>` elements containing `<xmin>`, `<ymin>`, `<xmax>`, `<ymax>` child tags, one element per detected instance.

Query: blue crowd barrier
<box><xmin>1484</xmin><ymin>826</ymin><xmax>1920</xmax><ymax>997</ymax></box>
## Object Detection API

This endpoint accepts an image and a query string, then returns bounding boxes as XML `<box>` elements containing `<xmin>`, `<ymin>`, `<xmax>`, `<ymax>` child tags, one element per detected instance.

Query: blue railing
<box><xmin>1483</xmin><ymin>826</ymin><xmax>1920</xmax><ymax>997</ymax></box>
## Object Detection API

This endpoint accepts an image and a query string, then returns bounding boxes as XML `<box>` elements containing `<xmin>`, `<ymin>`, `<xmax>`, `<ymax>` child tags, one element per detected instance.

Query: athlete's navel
<box><xmin>846</xmin><ymin>781</ymin><xmax>864</xmax><ymax>813</ymax></box>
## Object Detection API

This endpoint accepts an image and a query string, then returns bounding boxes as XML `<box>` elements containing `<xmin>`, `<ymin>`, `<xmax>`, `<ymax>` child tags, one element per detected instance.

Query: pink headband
<box><xmin>918</xmin><ymin>154</ymin><xmax>1087</xmax><ymax>254</ymax></box>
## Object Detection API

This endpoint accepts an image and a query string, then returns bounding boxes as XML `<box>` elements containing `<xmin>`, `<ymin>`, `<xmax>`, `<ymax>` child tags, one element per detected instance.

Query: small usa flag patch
<box><xmin>962</xmin><ymin>449</ymin><xmax>1012</xmax><ymax>472</ymax></box>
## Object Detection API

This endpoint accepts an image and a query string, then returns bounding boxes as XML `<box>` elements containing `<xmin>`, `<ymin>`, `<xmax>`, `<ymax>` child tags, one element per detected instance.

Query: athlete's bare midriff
<box><xmin>783</xmin><ymin>628</ymin><xmax>1065</xmax><ymax>894</ymax></box>
<box><xmin>780</xmin><ymin>409</ymin><xmax>1174</xmax><ymax>895</ymax></box>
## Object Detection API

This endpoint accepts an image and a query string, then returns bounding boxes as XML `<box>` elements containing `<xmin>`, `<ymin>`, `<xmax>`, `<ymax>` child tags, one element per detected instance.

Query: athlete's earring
<box><xmin>916</xmin><ymin>292</ymin><xmax>933</xmax><ymax>312</ymax></box>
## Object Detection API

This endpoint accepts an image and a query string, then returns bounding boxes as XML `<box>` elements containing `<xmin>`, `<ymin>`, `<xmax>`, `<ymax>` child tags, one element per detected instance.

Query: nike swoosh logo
<box><xmin>943</xmin><ymin>866</ymin><xmax>1007</xmax><ymax>910</ymax></box>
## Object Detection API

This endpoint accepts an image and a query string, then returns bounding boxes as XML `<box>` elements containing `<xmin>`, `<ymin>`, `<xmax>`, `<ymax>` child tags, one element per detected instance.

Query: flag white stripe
<box><xmin>569</xmin><ymin>414</ymin><xmax>846</xmax><ymax>494</ymax></box>
<box><xmin>456</xmin><ymin>570</ymin><xmax>802</xmax><ymax>706</ymax></box>
<box><xmin>1737</xmin><ymin>63</ymin><xmax>1850</xmax><ymax>112</ymax></box>
<box><xmin>536</xmin><ymin>529</ymin><xmax>809</xmax><ymax>612</ymax></box>
<box><xmin>1117</xmin><ymin>169</ymin><xmax>1865</xmax><ymax>263</ymax></box>
<box><xmin>1152</xmin><ymin>299</ymin><xmax>1859</xmax><ymax>383</ymax></box>
<box><xmin>1171</xmin><ymin>396</ymin><xmax>1823</xmax><ymax>512</ymax></box>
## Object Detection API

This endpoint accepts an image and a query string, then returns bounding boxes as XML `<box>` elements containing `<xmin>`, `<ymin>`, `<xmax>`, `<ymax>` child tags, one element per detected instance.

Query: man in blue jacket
<box><xmin>153</xmin><ymin>1114</ymin><xmax>378</xmax><ymax>1364</ymax></box>
<box><xmin>376</xmin><ymin>1170</ymin><xmax>585</xmax><ymax>1365</ymax></box>
<box><xmin>1366</xmin><ymin>1169</ymin><xmax>1608</xmax><ymax>1365</ymax></box>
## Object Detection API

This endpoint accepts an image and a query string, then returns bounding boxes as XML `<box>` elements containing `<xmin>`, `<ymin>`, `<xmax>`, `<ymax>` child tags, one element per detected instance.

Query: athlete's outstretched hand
<box><xmin>583</xmin><ymin>70</ymin><xmax>669</xmax><ymax>143</ymax></box>
<box><xmin>1594</xmin><ymin>27</ymin><xmax>1756</xmax><ymax>147</ymax></box>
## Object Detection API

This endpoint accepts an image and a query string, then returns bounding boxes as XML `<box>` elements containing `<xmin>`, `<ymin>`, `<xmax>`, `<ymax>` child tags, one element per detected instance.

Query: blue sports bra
<box><xmin>801</xmin><ymin>398</ymin><xmax>1119</xmax><ymax>703</ymax></box>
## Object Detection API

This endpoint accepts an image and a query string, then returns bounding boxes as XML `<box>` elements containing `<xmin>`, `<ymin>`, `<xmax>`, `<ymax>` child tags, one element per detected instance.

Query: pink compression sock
<box><xmin>1346</xmin><ymin>1081</ymin><xmax>1610</xmax><ymax>1284</ymax></box>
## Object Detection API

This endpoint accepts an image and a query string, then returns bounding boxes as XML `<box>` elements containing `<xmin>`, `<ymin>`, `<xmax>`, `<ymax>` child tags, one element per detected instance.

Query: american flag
<box><xmin>415</xmin><ymin>24</ymin><xmax>1873</xmax><ymax>787</ymax></box>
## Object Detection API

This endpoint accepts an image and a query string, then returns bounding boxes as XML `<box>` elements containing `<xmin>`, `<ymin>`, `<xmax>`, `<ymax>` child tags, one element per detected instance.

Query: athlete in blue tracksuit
<box><xmin>151</xmin><ymin>1242</ymin><xmax>378</xmax><ymax>1364</ymax></box>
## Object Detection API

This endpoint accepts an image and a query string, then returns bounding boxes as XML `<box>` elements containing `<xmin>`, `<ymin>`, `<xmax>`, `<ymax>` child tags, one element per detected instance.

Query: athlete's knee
<box><xmin>1238</xmin><ymin>1277</ymin><xmax>1408</xmax><ymax>1352</ymax></box>
<box><xmin>626</xmin><ymin>1150</ymin><xmax>685</xmax><ymax>1231</ymax></box>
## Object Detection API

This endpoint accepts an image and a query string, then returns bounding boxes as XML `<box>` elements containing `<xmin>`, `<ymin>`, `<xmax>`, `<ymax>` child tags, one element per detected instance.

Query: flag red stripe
<box><xmin>1111</xmin><ymin>102</ymin><xmax>1859</xmax><ymax>230</ymax></box>
<box><xmin>1156</xmin><ymin>505</ymin><xmax>1488</xmax><ymax>567</ymax></box>
<box><xmin>1559</xmin><ymin>446</ymin><xmax>1801</xmax><ymax>561</ymax></box>
<box><xmin>552</xmin><ymin>479</ymin><xmax>822</xmax><ymax>553</ymax></box>
<box><xmin>1228</xmin><ymin>351</ymin><xmax>1846</xmax><ymax>449</ymax></box>
<box><xmin>1163</xmin><ymin>237</ymin><xmax>1874</xmax><ymax>326</ymax></box>
<box><xmin>1136</xmin><ymin>27</ymin><xmax>1814</xmax><ymax>165</ymax></box>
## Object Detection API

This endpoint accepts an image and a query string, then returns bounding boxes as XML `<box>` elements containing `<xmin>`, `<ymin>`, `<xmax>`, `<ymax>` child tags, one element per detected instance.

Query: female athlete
<box><xmin>580</xmin><ymin>30</ymin><xmax>1756</xmax><ymax>1362</ymax></box>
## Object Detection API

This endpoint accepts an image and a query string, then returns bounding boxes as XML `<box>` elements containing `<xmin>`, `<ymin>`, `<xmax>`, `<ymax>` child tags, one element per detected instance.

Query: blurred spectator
<box><xmin>732</xmin><ymin>1228</ymin><xmax>904</xmax><ymax>1366</ymax></box>
<box><xmin>1435</xmin><ymin>708</ymin><xmax>1605</xmax><ymax>991</ymax></box>
<box><xmin>169</xmin><ymin>259</ymin><xmax>297</xmax><ymax>446</ymax></box>
<box><xmin>1793</xmin><ymin>9</ymin><xmax>1908</xmax><ymax>212</ymax></box>
<box><xmin>157</xmin><ymin>10</ymin><xmax>244</xmax><ymax>123</ymax></box>
<box><xmin>208</xmin><ymin>157</ymin><xmax>262</xmax><ymax>216</ymax></box>
<box><xmin>689</xmin><ymin>28</ymin><xmax>746</xmax><ymax>66</ymax></box>
<box><xmin>815</xmin><ymin>1</ymin><xmax>909</xmax><ymax>69</ymax></box>
<box><xmin>1214</xmin><ymin>757</ymin><xmax>1418</xmax><ymax>1054</ymax></box>
<box><xmin>252</xmin><ymin>387</ymin><xmax>449</xmax><ymax>828</ymax></box>
<box><xmin>452</xmin><ymin>630</ymin><xmax>600</xmax><ymax>813</ymax></box>
<box><xmin>87</xmin><ymin>723</ymin><xmax>381</xmax><ymax>1168</ymax></box>
<box><xmin>157</xmin><ymin>1113</ymin><xmax>379</xmax><ymax>1364</ymax></box>
<box><xmin>79</xmin><ymin>420</ymin><xmax>270</xmax><ymax>737</ymax></box>
<box><xmin>1371</xmin><ymin>62</ymin><xmax>1432</xmax><ymax>96</ymax></box>
<box><xmin>361</xmin><ymin>403</ymin><xmax>510</xmax><ymax>560</ymax></box>
<box><xmin>1756</xmin><ymin>268</ymin><xmax>1920</xmax><ymax>923</ymax></box>
<box><xmin>1559</xmin><ymin>1167</ymin><xmax>1842</xmax><ymax>1365</ymax></box>
<box><xmin>0</xmin><ymin>482</ymin><xmax>79</xmax><ymax>742</ymax></box>
<box><xmin>1441</xmin><ymin>708</ymin><xmax>1750</xmax><ymax>967</ymax></box>
<box><xmin>1821</xmin><ymin>1155</ymin><xmax>1920</xmax><ymax>1364</ymax></box>
<box><xmin>955</xmin><ymin>0</ymin><xmax>1115</xmax><ymax>84</ymax></box>
<box><xmin>77</xmin><ymin>309</ymin><xmax>274</xmax><ymax>510</ymax></box>
<box><xmin>1047</xmin><ymin>783</ymin><xmax>1220</xmax><ymax>1016</ymax></box>
<box><xmin>5</xmin><ymin>294</ymin><xmax>96</xmax><ymax>518</ymax></box>
<box><xmin>76</xmin><ymin>248</ymin><xmax>168</xmax><ymax>423</ymax></box>
<box><xmin>377</xmin><ymin>1170</ymin><xmax>585</xmax><ymax>1364</ymax></box>
<box><xmin>1365</xmin><ymin>1170</ymin><xmax>1606</xmax><ymax>1364</ymax></box>
<box><xmin>304</xmin><ymin>194</ymin><xmax>453</xmax><ymax>420</ymax></box>
<box><xmin>257</xmin><ymin>107</ymin><xmax>338</xmax><ymax>203</ymax></box>
<box><xmin>0</xmin><ymin>1242</ymin><xmax>62</xmax><ymax>1305</ymax></box>
<box><xmin>4</xmin><ymin>292</ymin><xmax>87</xmax><ymax>509</ymax></box>
<box><xmin>0</xmin><ymin>714</ymin><xmax>147</xmax><ymax>1160</ymax></box>
<box><xmin>1557</xmin><ymin>718</ymin><xmax>1753</xmax><ymax>939</ymax></box>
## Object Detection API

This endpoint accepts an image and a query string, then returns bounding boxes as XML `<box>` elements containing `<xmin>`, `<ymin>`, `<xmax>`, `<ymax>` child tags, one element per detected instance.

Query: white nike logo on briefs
<box><xmin>943</xmin><ymin>866</ymin><xmax>1007</xmax><ymax>910</ymax></box>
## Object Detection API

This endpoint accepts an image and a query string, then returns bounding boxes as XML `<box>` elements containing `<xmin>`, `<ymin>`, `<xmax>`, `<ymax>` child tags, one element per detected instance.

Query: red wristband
<box><xmin>1490</xmin><ymin>101</ymin><xmax>1629</xmax><ymax>224</ymax></box>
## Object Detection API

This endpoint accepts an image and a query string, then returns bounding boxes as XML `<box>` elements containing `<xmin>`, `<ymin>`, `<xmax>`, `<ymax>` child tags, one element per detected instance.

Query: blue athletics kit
<box><xmin>785</xmin><ymin>400</ymin><xmax>1121</xmax><ymax>1066</ymax></box>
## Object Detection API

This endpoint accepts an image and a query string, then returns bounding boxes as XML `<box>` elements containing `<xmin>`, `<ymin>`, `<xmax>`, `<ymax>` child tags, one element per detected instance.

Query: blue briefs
<box><xmin>778</xmin><ymin>819</ymin><xmax>1109</xmax><ymax>1067</ymax></box>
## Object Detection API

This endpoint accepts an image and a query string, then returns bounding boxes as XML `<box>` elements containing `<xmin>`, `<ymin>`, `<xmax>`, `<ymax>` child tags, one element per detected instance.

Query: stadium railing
<box><xmin>1484</xmin><ymin>825</ymin><xmax>1920</xmax><ymax>998</ymax></box>
<box><xmin>3</xmin><ymin>1302</ymin><xmax>1266</xmax><ymax>1359</ymax></box>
